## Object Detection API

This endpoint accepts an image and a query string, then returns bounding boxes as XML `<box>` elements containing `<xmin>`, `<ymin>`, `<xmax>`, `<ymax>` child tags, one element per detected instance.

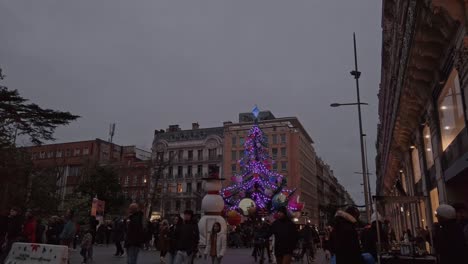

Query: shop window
<box><xmin>438</xmin><ymin>70</ymin><xmax>465</xmax><ymax>150</ymax></box>
<box><xmin>423</xmin><ymin>125</ymin><xmax>434</xmax><ymax>169</ymax></box>
<box><xmin>430</xmin><ymin>188</ymin><xmax>440</xmax><ymax>222</ymax></box>
<box><xmin>411</xmin><ymin>148</ymin><xmax>422</xmax><ymax>184</ymax></box>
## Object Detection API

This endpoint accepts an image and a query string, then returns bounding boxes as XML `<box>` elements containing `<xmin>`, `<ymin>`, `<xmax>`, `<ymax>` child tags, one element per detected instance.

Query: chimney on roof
<box><xmin>168</xmin><ymin>125</ymin><xmax>180</xmax><ymax>132</ymax></box>
<box><xmin>192</xmin><ymin>122</ymin><xmax>200</xmax><ymax>130</ymax></box>
<box><xmin>223</xmin><ymin>121</ymin><xmax>233</xmax><ymax>126</ymax></box>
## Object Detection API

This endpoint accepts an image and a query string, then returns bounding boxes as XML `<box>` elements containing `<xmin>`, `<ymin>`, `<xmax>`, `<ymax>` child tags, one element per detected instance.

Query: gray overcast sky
<box><xmin>0</xmin><ymin>0</ymin><xmax>382</xmax><ymax>205</ymax></box>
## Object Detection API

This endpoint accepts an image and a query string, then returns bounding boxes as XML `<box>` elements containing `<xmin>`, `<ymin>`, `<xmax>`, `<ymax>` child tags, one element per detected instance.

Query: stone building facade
<box><xmin>377</xmin><ymin>0</ymin><xmax>468</xmax><ymax>238</ymax></box>
<box><xmin>152</xmin><ymin>123</ymin><xmax>224</xmax><ymax>218</ymax></box>
<box><xmin>223</xmin><ymin>112</ymin><xmax>320</xmax><ymax>224</ymax></box>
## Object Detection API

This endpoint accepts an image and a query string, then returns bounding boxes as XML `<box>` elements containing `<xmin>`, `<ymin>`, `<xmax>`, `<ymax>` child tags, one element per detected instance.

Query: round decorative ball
<box><xmin>272</xmin><ymin>193</ymin><xmax>288</xmax><ymax>209</ymax></box>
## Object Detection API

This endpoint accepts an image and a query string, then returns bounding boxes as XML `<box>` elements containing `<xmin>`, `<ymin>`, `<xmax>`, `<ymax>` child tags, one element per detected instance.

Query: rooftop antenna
<box><xmin>109</xmin><ymin>123</ymin><xmax>116</xmax><ymax>143</ymax></box>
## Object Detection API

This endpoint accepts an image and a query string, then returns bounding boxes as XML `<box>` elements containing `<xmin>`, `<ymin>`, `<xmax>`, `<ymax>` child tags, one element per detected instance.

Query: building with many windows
<box><xmin>223</xmin><ymin>111</ymin><xmax>320</xmax><ymax>224</ymax></box>
<box><xmin>377</xmin><ymin>0</ymin><xmax>468</xmax><ymax>238</ymax></box>
<box><xmin>152</xmin><ymin>123</ymin><xmax>224</xmax><ymax>218</ymax></box>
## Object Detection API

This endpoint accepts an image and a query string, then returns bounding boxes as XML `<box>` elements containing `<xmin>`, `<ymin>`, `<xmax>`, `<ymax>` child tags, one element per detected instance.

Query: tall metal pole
<box><xmin>364</xmin><ymin>136</ymin><xmax>373</xmax><ymax>212</ymax></box>
<box><xmin>352</xmin><ymin>33</ymin><xmax>371</xmax><ymax>223</ymax></box>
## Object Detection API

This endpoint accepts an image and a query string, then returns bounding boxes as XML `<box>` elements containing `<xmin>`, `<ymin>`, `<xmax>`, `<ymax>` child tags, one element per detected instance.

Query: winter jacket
<box><xmin>168</xmin><ymin>224</ymin><xmax>181</xmax><ymax>253</ymax></box>
<box><xmin>6</xmin><ymin>215</ymin><xmax>23</xmax><ymax>241</ymax></box>
<box><xmin>270</xmin><ymin>218</ymin><xmax>298</xmax><ymax>256</ymax></box>
<box><xmin>60</xmin><ymin>220</ymin><xmax>76</xmax><ymax>241</ymax></box>
<box><xmin>157</xmin><ymin>226</ymin><xmax>170</xmax><ymax>252</ymax></box>
<box><xmin>330</xmin><ymin>210</ymin><xmax>362</xmax><ymax>264</ymax></box>
<box><xmin>175</xmin><ymin>221</ymin><xmax>200</xmax><ymax>254</ymax></box>
<box><xmin>112</xmin><ymin>218</ymin><xmax>126</xmax><ymax>242</ymax></box>
<box><xmin>23</xmin><ymin>217</ymin><xmax>37</xmax><ymax>243</ymax></box>
<box><xmin>204</xmin><ymin>233</ymin><xmax>227</xmax><ymax>258</ymax></box>
<box><xmin>362</xmin><ymin>221</ymin><xmax>388</xmax><ymax>260</ymax></box>
<box><xmin>125</xmin><ymin>211</ymin><xmax>144</xmax><ymax>248</ymax></box>
<box><xmin>81</xmin><ymin>232</ymin><xmax>93</xmax><ymax>249</ymax></box>
<box><xmin>433</xmin><ymin>219</ymin><xmax>468</xmax><ymax>264</ymax></box>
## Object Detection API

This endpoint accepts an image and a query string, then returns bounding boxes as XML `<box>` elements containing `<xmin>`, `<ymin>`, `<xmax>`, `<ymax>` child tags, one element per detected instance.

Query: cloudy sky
<box><xmin>0</xmin><ymin>0</ymin><xmax>382</xmax><ymax>204</ymax></box>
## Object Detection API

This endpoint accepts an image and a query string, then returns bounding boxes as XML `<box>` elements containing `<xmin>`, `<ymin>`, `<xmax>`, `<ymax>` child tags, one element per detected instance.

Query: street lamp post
<box><xmin>330</xmin><ymin>33</ymin><xmax>371</xmax><ymax>223</ymax></box>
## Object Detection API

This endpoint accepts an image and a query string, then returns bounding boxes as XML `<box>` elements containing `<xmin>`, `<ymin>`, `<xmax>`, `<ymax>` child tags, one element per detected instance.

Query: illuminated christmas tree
<box><xmin>221</xmin><ymin>107</ymin><xmax>303</xmax><ymax>215</ymax></box>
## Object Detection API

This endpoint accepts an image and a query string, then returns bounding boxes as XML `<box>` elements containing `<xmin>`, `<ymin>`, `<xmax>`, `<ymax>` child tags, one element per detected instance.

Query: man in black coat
<box><xmin>125</xmin><ymin>203</ymin><xmax>144</xmax><ymax>264</ymax></box>
<box><xmin>174</xmin><ymin>210</ymin><xmax>199</xmax><ymax>264</ymax></box>
<box><xmin>330</xmin><ymin>206</ymin><xmax>362</xmax><ymax>264</ymax></box>
<box><xmin>433</xmin><ymin>204</ymin><xmax>468</xmax><ymax>264</ymax></box>
<box><xmin>113</xmin><ymin>216</ymin><xmax>126</xmax><ymax>256</ymax></box>
<box><xmin>270</xmin><ymin>206</ymin><xmax>298</xmax><ymax>264</ymax></box>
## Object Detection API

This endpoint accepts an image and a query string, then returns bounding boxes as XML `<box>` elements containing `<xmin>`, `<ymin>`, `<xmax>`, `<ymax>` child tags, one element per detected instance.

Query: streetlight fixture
<box><xmin>330</xmin><ymin>33</ymin><xmax>371</xmax><ymax>223</ymax></box>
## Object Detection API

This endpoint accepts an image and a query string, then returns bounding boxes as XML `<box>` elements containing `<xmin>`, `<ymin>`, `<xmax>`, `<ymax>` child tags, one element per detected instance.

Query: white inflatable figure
<box><xmin>198</xmin><ymin>170</ymin><xmax>227</xmax><ymax>253</ymax></box>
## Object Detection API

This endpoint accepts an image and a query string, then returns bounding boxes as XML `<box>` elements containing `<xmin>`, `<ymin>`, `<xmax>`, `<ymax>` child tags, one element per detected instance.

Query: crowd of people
<box><xmin>2</xmin><ymin>203</ymin><xmax>468</xmax><ymax>264</ymax></box>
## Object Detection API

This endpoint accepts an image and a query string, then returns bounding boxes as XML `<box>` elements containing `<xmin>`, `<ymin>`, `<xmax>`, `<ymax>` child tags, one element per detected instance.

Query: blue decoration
<box><xmin>252</xmin><ymin>105</ymin><xmax>260</xmax><ymax>118</ymax></box>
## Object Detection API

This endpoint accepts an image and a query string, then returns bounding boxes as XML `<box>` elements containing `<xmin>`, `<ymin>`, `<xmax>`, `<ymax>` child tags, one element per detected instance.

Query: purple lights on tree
<box><xmin>221</xmin><ymin>124</ymin><xmax>297</xmax><ymax>214</ymax></box>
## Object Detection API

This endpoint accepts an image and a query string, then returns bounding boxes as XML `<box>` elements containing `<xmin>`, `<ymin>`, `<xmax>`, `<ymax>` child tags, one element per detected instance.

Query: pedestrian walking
<box><xmin>60</xmin><ymin>209</ymin><xmax>76</xmax><ymax>247</ymax></box>
<box><xmin>80</xmin><ymin>229</ymin><xmax>93</xmax><ymax>264</ymax></box>
<box><xmin>153</xmin><ymin>220</ymin><xmax>160</xmax><ymax>251</ymax></box>
<box><xmin>105</xmin><ymin>221</ymin><xmax>112</xmax><ymax>246</ymax></box>
<box><xmin>113</xmin><ymin>216</ymin><xmax>126</xmax><ymax>256</ymax></box>
<box><xmin>330</xmin><ymin>206</ymin><xmax>362</xmax><ymax>264</ymax></box>
<box><xmin>362</xmin><ymin>212</ymin><xmax>387</xmax><ymax>262</ymax></box>
<box><xmin>35</xmin><ymin>217</ymin><xmax>46</xmax><ymax>244</ymax></box>
<box><xmin>204</xmin><ymin>222</ymin><xmax>226</xmax><ymax>264</ymax></box>
<box><xmin>158</xmin><ymin>220</ymin><xmax>170</xmax><ymax>263</ymax></box>
<box><xmin>23</xmin><ymin>210</ymin><xmax>37</xmax><ymax>243</ymax></box>
<box><xmin>167</xmin><ymin>216</ymin><xmax>183</xmax><ymax>264</ymax></box>
<box><xmin>433</xmin><ymin>204</ymin><xmax>468</xmax><ymax>264</ymax></box>
<box><xmin>270</xmin><ymin>206</ymin><xmax>298</xmax><ymax>264</ymax></box>
<box><xmin>125</xmin><ymin>203</ymin><xmax>145</xmax><ymax>264</ymax></box>
<box><xmin>453</xmin><ymin>203</ymin><xmax>468</xmax><ymax>246</ymax></box>
<box><xmin>174</xmin><ymin>210</ymin><xmax>199</xmax><ymax>264</ymax></box>
<box><xmin>0</xmin><ymin>207</ymin><xmax>23</xmax><ymax>263</ymax></box>
<box><xmin>46</xmin><ymin>216</ymin><xmax>61</xmax><ymax>245</ymax></box>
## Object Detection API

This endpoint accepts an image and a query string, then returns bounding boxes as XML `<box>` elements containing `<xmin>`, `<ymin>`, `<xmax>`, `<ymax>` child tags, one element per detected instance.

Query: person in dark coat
<box><xmin>433</xmin><ymin>204</ymin><xmax>468</xmax><ymax>264</ymax></box>
<box><xmin>0</xmin><ymin>207</ymin><xmax>23</xmax><ymax>263</ymax></box>
<box><xmin>113</xmin><ymin>216</ymin><xmax>126</xmax><ymax>256</ymax></box>
<box><xmin>168</xmin><ymin>216</ymin><xmax>183</xmax><ymax>264</ymax></box>
<box><xmin>270</xmin><ymin>206</ymin><xmax>298</xmax><ymax>264</ymax></box>
<box><xmin>362</xmin><ymin>212</ymin><xmax>388</xmax><ymax>261</ymax></box>
<box><xmin>158</xmin><ymin>220</ymin><xmax>170</xmax><ymax>263</ymax></box>
<box><xmin>330</xmin><ymin>206</ymin><xmax>362</xmax><ymax>264</ymax></box>
<box><xmin>173</xmin><ymin>210</ymin><xmax>200</xmax><ymax>264</ymax></box>
<box><xmin>125</xmin><ymin>203</ymin><xmax>144</xmax><ymax>264</ymax></box>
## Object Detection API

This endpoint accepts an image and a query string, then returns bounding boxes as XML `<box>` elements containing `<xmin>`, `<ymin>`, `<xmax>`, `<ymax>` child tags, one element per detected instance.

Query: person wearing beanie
<box><xmin>433</xmin><ymin>204</ymin><xmax>468</xmax><ymax>264</ymax></box>
<box><xmin>269</xmin><ymin>206</ymin><xmax>298</xmax><ymax>264</ymax></box>
<box><xmin>330</xmin><ymin>206</ymin><xmax>362</xmax><ymax>264</ymax></box>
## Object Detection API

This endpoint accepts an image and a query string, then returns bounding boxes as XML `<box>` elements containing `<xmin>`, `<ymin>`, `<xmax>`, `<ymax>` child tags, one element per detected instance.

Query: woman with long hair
<box><xmin>204</xmin><ymin>222</ymin><xmax>226</xmax><ymax>264</ymax></box>
<box><xmin>157</xmin><ymin>220</ymin><xmax>170</xmax><ymax>263</ymax></box>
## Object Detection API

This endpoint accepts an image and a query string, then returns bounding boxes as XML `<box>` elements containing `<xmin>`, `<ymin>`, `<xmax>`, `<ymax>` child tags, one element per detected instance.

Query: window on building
<box><xmin>123</xmin><ymin>191</ymin><xmax>128</xmax><ymax>198</ymax></box>
<box><xmin>281</xmin><ymin>147</ymin><xmax>286</xmax><ymax>157</ymax></box>
<box><xmin>232</xmin><ymin>137</ymin><xmax>237</xmax><ymax>146</ymax></box>
<box><xmin>438</xmin><ymin>70</ymin><xmax>465</xmax><ymax>150</ymax></box>
<box><xmin>188</xmin><ymin>150</ymin><xmax>193</xmax><ymax>161</ymax></box>
<box><xmin>196</xmin><ymin>200</ymin><xmax>202</xmax><ymax>211</ymax></box>
<box><xmin>281</xmin><ymin>161</ymin><xmax>287</xmax><ymax>172</ymax></box>
<box><xmin>411</xmin><ymin>148</ymin><xmax>422</xmax><ymax>184</ymax></box>
<box><xmin>65</xmin><ymin>149</ymin><xmax>71</xmax><ymax>157</ymax></box>
<box><xmin>272</xmin><ymin>148</ymin><xmax>278</xmax><ymax>159</ymax></box>
<box><xmin>178</xmin><ymin>150</ymin><xmax>183</xmax><ymax>161</ymax></box>
<box><xmin>208</xmin><ymin>148</ymin><xmax>216</xmax><ymax>159</ymax></box>
<box><xmin>39</xmin><ymin>151</ymin><xmax>46</xmax><ymax>159</ymax></box>
<box><xmin>165</xmin><ymin>201</ymin><xmax>172</xmax><ymax>211</ymax></box>
<box><xmin>197</xmin><ymin>165</ymin><xmax>203</xmax><ymax>176</ymax></box>
<box><xmin>176</xmin><ymin>200</ymin><xmax>181</xmax><ymax>210</ymax></box>
<box><xmin>169</xmin><ymin>151</ymin><xmax>175</xmax><ymax>160</ymax></box>
<box><xmin>177</xmin><ymin>166</ymin><xmax>183</xmax><ymax>178</ymax></box>
<box><xmin>239</xmin><ymin>137</ymin><xmax>244</xmax><ymax>146</ymax></box>
<box><xmin>264</xmin><ymin>135</ymin><xmax>269</xmax><ymax>143</ymax></box>
<box><xmin>232</xmin><ymin>151</ymin><xmax>237</xmax><ymax>161</ymax></box>
<box><xmin>281</xmin><ymin>134</ymin><xmax>286</xmax><ymax>144</ymax></box>
<box><xmin>83</xmin><ymin>148</ymin><xmax>89</xmax><ymax>155</ymax></box>
<box><xmin>32</xmin><ymin>152</ymin><xmax>38</xmax><ymax>160</ymax></box>
<box><xmin>232</xmin><ymin>164</ymin><xmax>237</xmax><ymax>173</ymax></box>
<box><xmin>47</xmin><ymin>151</ymin><xmax>53</xmax><ymax>158</ymax></box>
<box><xmin>239</xmin><ymin>150</ymin><xmax>244</xmax><ymax>159</ymax></box>
<box><xmin>186</xmin><ymin>183</ymin><xmax>192</xmax><ymax>193</ymax></box>
<box><xmin>73</xmin><ymin>148</ymin><xmax>81</xmax><ymax>156</ymax></box>
<box><xmin>185</xmin><ymin>200</ymin><xmax>191</xmax><ymax>210</ymax></box>
<box><xmin>423</xmin><ymin>125</ymin><xmax>434</xmax><ymax>169</ymax></box>
<box><xmin>177</xmin><ymin>183</ymin><xmax>183</xmax><ymax>193</ymax></box>
<box><xmin>430</xmin><ymin>188</ymin><xmax>440</xmax><ymax>222</ymax></box>
<box><xmin>273</xmin><ymin>163</ymin><xmax>278</xmax><ymax>171</ymax></box>
<box><xmin>133</xmin><ymin>175</ymin><xmax>138</xmax><ymax>186</ymax></box>
<box><xmin>272</xmin><ymin>135</ymin><xmax>278</xmax><ymax>144</ymax></box>
<box><xmin>188</xmin><ymin>166</ymin><xmax>193</xmax><ymax>177</ymax></box>
<box><xmin>124</xmin><ymin>176</ymin><xmax>129</xmax><ymax>186</ymax></box>
<box><xmin>156</xmin><ymin>152</ymin><xmax>164</xmax><ymax>161</ymax></box>
<box><xmin>69</xmin><ymin>166</ymin><xmax>81</xmax><ymax>177</ymax></box>
<box><xmin>197</xmin><ymin>182</ymin><xmax>202</xmax><ymax>192</ymax></box>
<box><xmin>168</xmin><ymin>167</ymin><xmax>174</xmax><ymax>178</ymax></box>
<box><xmin>55</xmin><ymin>150</ymin><xmax>62</xmax><ymax>158</ymax></box>
<box><xmin>400</xmin><ymin>172</ymin><xmax>407</xmax><ymax>193</ymax></box>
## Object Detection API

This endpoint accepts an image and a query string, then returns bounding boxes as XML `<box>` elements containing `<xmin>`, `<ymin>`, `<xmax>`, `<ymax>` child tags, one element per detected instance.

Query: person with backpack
<box><xmin>125</xmin><ymin>203</ymin><xmax>144</xmax><ymax>264</ymax></box>
<box><xmin>60</xmin><ymin>209</ymin><xmax>76</xmax><ymax>247</ymax></box>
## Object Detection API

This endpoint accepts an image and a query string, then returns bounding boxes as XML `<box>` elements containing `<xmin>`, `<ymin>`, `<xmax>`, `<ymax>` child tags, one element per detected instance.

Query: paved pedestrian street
<box><xmin>69</xmin><ymin>246</ymin><xmax>329</xmax><ymax>264</ymax></box>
